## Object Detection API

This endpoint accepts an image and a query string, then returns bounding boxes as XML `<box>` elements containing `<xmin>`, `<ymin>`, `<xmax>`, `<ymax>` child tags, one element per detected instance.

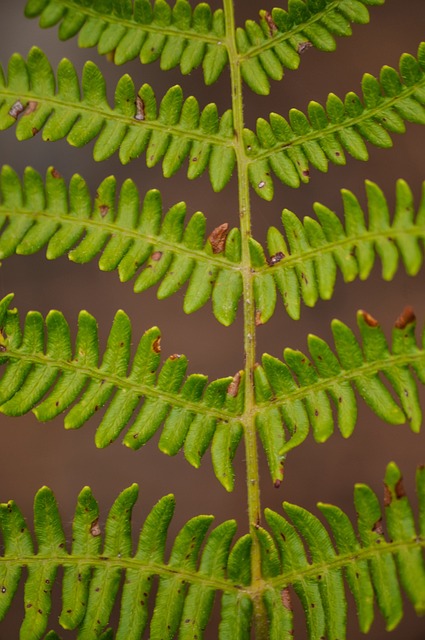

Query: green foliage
<box><xmin>0</xmin><ymin>0</ymin><xmax>425</xmax><ymax>638</ymax></box>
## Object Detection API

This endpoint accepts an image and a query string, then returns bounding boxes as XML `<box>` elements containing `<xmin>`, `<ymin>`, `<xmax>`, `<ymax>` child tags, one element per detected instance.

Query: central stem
<box><xmin>223</xmin><ymin>1</ymin><xmax>267</xmax><ymax>636</ymax></box>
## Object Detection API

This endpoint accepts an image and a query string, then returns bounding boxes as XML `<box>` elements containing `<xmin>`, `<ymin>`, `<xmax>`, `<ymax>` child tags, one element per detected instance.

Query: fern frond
<box><xmin>245</xmin><ymin>43</ymin><xmax>425</xmax><ymax>199</ymax></box>
<box><xmin>252</xmin><ymin>179</ymin><xmax>425</xmax><ymax>321</ymax></box>
<box><xmin>24</xmin><ymin>0</ymin><xmax>228</xmax><ymax>86</ymax></box>
<box><xmin>0</xmin><ymin>294</ymin><xmax>244</xmax><ymax>490</ymax></box>
<box><xmin>238</xmin><ymin>0</ymin><xmax>385</xmax><ymax>95</ymax></box>
<box><xmin>0</xmin><ymin>165</ymin><xmax>243</xmax><ymax>326</ymax></box>
<box><xmin>262</xmin><ymin>462</ymin><xmax>425</xmax><ymax>638</ymax></box>
<box><xmin>0</xmin><ymin>484</ymin><xmax>239</xmax><ymax>639</ymax></box>
<box><xmin>255</xmin><ymin>307</ymin><xmax>425</xmax><ymax>470</ymax></box>
<box><xmin>0</xmin><ymin>47</ymin><xmax>236</xmax><ymax>191</ymax></box>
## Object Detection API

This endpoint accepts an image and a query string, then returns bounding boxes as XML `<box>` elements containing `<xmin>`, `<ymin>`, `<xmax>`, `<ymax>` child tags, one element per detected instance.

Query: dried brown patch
<box><xmin>99</xmin><ymin>204</ymin><xmax>109</xmax><ymax>217</ymax></box>
<box><xmin>51</xmin><ymin>168</ymin><xmax>62</xmax><ymax>179</ymax></box>
<box><xmin>8</xmin><ymin>100</ymin><xmax>25</xmax><ymax>119</ymax></box>
<box><xmin>372</xmin><ymin>518</ymin><xmax>384</xmax><ymax>536</ymax></box>
<box><xmin>384</xmin><ymin>484</ymin><xmax>392</xmax><ymax>507</ymax></box>
<box><xmin>152</xmin><ymin>337</ymin><xmax>161</xmax><ymax>353</ymax></box>
<box><xmin>263</xmin><ymin>11</ymin><xmax>277</xmax><ymax>36</ymax></box>
<box><xmin>266</xmin><ymin>251</ymin><xmax>284</xmax><ymax>266</ymax></box>
<box><xmin>274</xmin><ymin>479</ymin><xmax>281</xmax><ymax>488</ymax></box>
<box><xmin>24</xmin><ymin>100</ymin><xmax>38</xmax><ymax>116</ymax></box>
<box><xmin>395</xmin><ymin>306</ymin><xmax>415</xmax><ymax>329</ymax></box>
<box><xmin>255</xmin><ymin>310</ymin><xmax>263</xmax><ymax>326</ymax></box>
<box><xmin>90</xmin><ymin>518</ymin><xmax>101</xmax><ymax>537</ymax></box>
<box><xmin>281</xmin><ymin>587</ymin><xmax>292</xmax><ymax>610</ymax></box>
<box><xmin>208</xmin><ymin>223</ymin><xmax>229</xmax><ymax>254</ymax></box>
<box><xmin>227</xmin><ymin>371</ymin><xmax>241</xmax><ymax>397</ymax></box>
<box><xmin>169</xmin><ymin>354</ymin><xmax>181</xmax><ymax>360</ymax></box>
<box><xmin>134</xmin><ymin>95</ymin><xmax>145</xmax><ymax>121</ymax></box>
<box><xmin>298</xmin><ymin>41</ymin><xmax>312</xmax><ymax>54</ymax></box>
<box><xmin>151</xmin><ymin>251</ymin><xmax>162</xmax><ymax>261</ymax></box>
<box><xmin>361</xmin><ymin>311</ymin><xmax>379</xmax><ymax>327</ymax></box>
<box><xmin>395</xmin><ymin>477</ymin><xmax>406</xmax><ymax>499</ymax></box>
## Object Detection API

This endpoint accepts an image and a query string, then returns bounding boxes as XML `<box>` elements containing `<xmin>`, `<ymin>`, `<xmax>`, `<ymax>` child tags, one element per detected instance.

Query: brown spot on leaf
<box><xmin>134</xmin><ymin>95</ymin><xmax>145</xmax><ymax>121</ymax></box>
<box><xmin>151</xmin><ymin>251</ymin><xmax>162</xmax><ymax>261</ymax></box>
<box><xmin>169</xmin><ymin>354</ymin><xmax>181</xmax><ymax>360</ymax></box>
<box><xmin>8</xmin><ymin>100</ymin><xmax>25</xmax><ymax>119</ymax></box>
<box><xmin>255</xmin><ymin>310</ymin><xmax>263</xmax><ymax>326</ymax></box>
<box><xmin>266</xmin><ymin>251</ymin><xmax>284</xmax><ymax>266</ymax></box>
<box><xmin>395</xmin><ymin>477</ymin><xmax>406</xmax><ymax>499</ymax></box>
<box><xmin>274</xmin><ymin>479</ymin><xmax>281</xmax><ymax>488</ymax></box>
<box><xmin>263</xmin><ymin>10</ymin><xmax>277</xmax><ymax>36</ymax></box>
<box><xmin>24</xmin><ymin>100</ymin><xmax>38</xmax><ymax>116</ymax></box>
<box><xmin>99</xmin><ymin>204</ymin><xmax>109</xmax><ymax>217</ymax></box>
<box><xmin>227</xmin><ymin>371</ymin><xmax>242</xmax><ymax>397</ymax></box>
<box><xmin>51</xmin><ymin>168</ymin><xmax>62</xmax><ymax>179</ymax></box>
<box><xmin>395</xmin><ymin>306</ymin><xmax>415</xmax><ymax>329</ymax></box>
<box><xmin>298</xmin><ymin>41</ymin><xmax>312</xmax><ymax>54</ymax></box>
<box><xmin>90</xmin><ymin>518</ymin><xmax>101</xmax><ymax>537</ymax></box>
<box><xmin>384</xmin><ymin>483</ymin><xmax>392</xmax><ymax>507</ymax></box>
<box><xmin>152</xmin><ymin>337</ymin><xmax>161</xmax><ymax>353</ymax></box>
<box><xmin>372</xmin><ymin>518</ymin><xmax>384</xmax><ymax>536</ymax></box>
<box><xmin>208</xmin><ymin>223</ymin><xmax>229</xmax><ymax>254</ymax></box>
<box><xmin>361</xmin><ymin>311</ymin><xmax>379</xmax><ymax>327</ymax></box>
<box><xmin>31</xmin><ymin>127</ymin><xmax>39</xmax><ymax>136</ymax></box>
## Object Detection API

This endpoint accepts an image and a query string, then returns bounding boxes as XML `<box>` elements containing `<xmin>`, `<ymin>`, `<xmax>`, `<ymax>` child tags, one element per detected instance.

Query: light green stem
<box><xmin>223</xmin><ymin>1</ymin><xmax>267</xmax><ymax>637</ymax></box>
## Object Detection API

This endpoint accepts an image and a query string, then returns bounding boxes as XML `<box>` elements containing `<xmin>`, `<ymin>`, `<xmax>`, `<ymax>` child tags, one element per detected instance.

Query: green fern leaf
<box><xmin>237</xmin><ymin>0</ymin><xmax>385</xmax><ymax>95</ymax></box>
<box><xmin>24</xmin><ymin>0</ymin><xmax>228</xmax><ymax>85</ymax></box>
<box><xmin>0</xmin><ymin>47</ymin><xmax>235</xmax><ymax>190</ymax></box>
<box><xmin>255</xmin><ymin>306</ymin><xmax>425</xmax><ymax>465</ymax></box>
<box><xmin>0</xmin><ymin>294</ymin><xmax>243</xmax><ymax>490</ymax></box>
<box><xmin>0</xmin><ymin>484</ymin><xmax>239</xmax><ymax>639</ymax></box>
<box><xmin>264</xmin><ymin>463</ymin><xmax>425</xmax><ymax>637</ymax></box>
<box><xmin>258</xmin><ymin>179</ymin><xmax>425</xmax><ymax>319</ymax></box>
<box><xmin>245</xmin><ymin>44</ymin><xmax>425</xmax><ymax>198</ymax></box>
<box><xmin>0</xmin><ymin>165</ymin><xmax>242</xmax><ymax>326</ymax></box>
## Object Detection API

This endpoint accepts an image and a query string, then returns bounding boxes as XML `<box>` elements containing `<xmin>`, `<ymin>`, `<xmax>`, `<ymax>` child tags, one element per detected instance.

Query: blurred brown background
<box><xmin>0</xmin><ymin>0</ymin><xmax>425</xmax><ymax>637</ymax></box>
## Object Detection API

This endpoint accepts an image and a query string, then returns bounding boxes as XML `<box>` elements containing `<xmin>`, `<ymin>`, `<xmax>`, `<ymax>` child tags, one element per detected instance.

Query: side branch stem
<box><xmin>223</xmin><ymin>1</ymin><xmax>267</xmax><ymax>637</ymax></box>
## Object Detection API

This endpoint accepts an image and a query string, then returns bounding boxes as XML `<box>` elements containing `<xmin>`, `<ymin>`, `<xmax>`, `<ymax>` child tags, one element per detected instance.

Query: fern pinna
<box><xmin>0</xmin><ymin>0</ymin><xmax>424</xmax><ymax>638</ymax></box>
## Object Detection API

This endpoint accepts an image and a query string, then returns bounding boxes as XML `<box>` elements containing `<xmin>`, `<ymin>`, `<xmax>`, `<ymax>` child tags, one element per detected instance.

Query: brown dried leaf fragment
<box><xmin>51</xmin><ymin>168</ymin><xmax>62</xmax><ymax>179</ymax></box>
<box><xmin>263</xmin><ymin>10</ymin><xmax>277</xmax><ymax>36</ymax></box>
<box><xmin>24</xmin><ymin>100</ymin><xmax>38</xmax><ymax>116</ymax></box>
<box><xmin>208</xmin><ymin>223</ymin><xmax>229</xmax><ymax>254</ymax></box>
<box><xmin>8</xmin><ymin>100</ymin><xmax>25</xmax><ymax>119</ymax></box>
<box><xmin>395</xmin><ymin>477</ymin><xmax>406</xmax><ymax>499</ymax></box>
<box><xmin>372</xmin><ymin>518</ymin><xmax>384</xmax><ymax>536</ymax></box>
<box><xmin>134</xmin><ymin>95</ymin><xmax>145</xmax><ymax>121</ymax></box>
<box><xmin>298</xmin><ymin>41</ymin><xmax>313</xmax><ymax>54</ymax></box>
<box><xmin>395</xmin><ymin>306</ymin><xmax>415</xmax><ymax>329</ymax></box>
<box><xmin>152</xmin><ymin>337</ymin><xmax>161</xmax><ymax>353</ymax></box>
<box><xmin>90</xmin><ymin>518</ymin><xmax>101</xmax><ymax>537</ymax></box>
<box><xmin>169</xmin><ymin>353</ymin><xmax>181</xmax><ymax>360</ymax></box>
<box><xmin>361</xmin><ymin>311</ymin><xmax>379</xmax><ymax>327</ymax></box>
<box><xmin>255</xmin><ymin>310</ymin><xmax>263</xmax><ymax>326</ymax></box>
<box><xmin>99</xmin><ymin>204</ymin><xmax>109</xmax><ymax>218</ymax></box>
<box><xmin>267</xmin><ymin>251</ymin><xmax>284</xmax><ymax>266</ymax></box>
<box><xmin>281</xmin><ymin>587</ymin><xmax>292</xmax><ymax>611</ymax></box>
<box><xmin>384</xmin><ymin>484</ymin><xmax>392</xmax><ymax>507</ymax></box>
<box><xmin>227</xmin><ymin>371</ymin><xmax>242</xmax><ymax>397</ymax></box>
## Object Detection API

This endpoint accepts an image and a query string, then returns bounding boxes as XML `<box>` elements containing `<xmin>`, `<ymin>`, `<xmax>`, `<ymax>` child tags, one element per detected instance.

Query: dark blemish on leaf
<box><xmin>227</xmin><ymin>371</ymin><xmax>241</xmax><ymax>397</ymax></box>
<box><xmin>1</xmin><ymin>587</ymin><xmax>6</xmax><ymax>593</ymax></box>
<box><xmin>31</xmin><ymin>127</ymin><xmax>39</xmax><ymax>136</ymax></box>
<box><xmin>335</xmin><ymin>151</ymin><xmax>341</xmax><ymax>156</ymax></box>
<box><xmin>134</xmin><ymin>95</ymin><xmax>145</xmax><ymax>121</ymax></box>
<box><xmin>192</xmin><ymin>156</ymin><xmax>198</xmax><ymax>162</ymax></box>
<box><xmin>8</xmin><ymin>100</ymin><xmax>24</xmax><ymax>119</ymax></box>
<box><xmin>0</xmin><ymin>345</ymin><xmax>7</xmax><ymax>352</ymax></box>
<box><xmin>395</xmin><ymin>306</ymin><xmax>415</xmax><ymax>329</ymax></box>
<box><xmin>95</xmin><ymin>587</ymin><xmax>100</xmax><ymax>592</ymax></box>
<box><xmin>255</xmin><ymin>310</ymin><xmax>263</xmax><ymax>326</ymax></box>
<box><xmin>274</xmin><ymin>479</ymin><xmax>281</xmax><ymax>488</ymax></box>
<box><xmin>302</xmin><ymin>169</ymin><xmax>310</xmax><ymax>177</ymax></box>
<box><xmin>361</xmin><ymin>310</ymin><xmax>378</xmax><ymax>327</ymax></box>
<box><xmin>338</xmin><ymin>396</ymin><xmax>342</xmax><ymax>403</ymax></box>
<box><xmin>311</xmin><ymin>603</ymin><xmax>315</xmax><ymax>608</ymax></box>
<box><xmin>153</xmin><ymin>337</ymin><xmax>161</xmax><ymax>353</ymax></box>
<box><xmin>99</xmin><ymin>204</ymin><xmax>109</xmax><ymax>217</ymax></box>
<box><xmin>151</xmin><ymin>251</ymin><xmax>162</xmax><ymax>261</ymax></box>
<box><xmin>372</xmin><ymin>518</ymin><xmax>384</xmax><ymax>536</ymax></box>
<box><xmin>169</xmin><ymin>354</ymin><xmax>181</xmax><ymax>360</ymax></box>
<box><xmin>314</xmin><ymin>409</ymin><xmax>319</xmax><ymax>417</ymax></box>
<box><xmin>90</xmin><ymin>518</ymin><xmax>101</xmax><ymax>537</ymax></box>
<box><xmin>267</xmin><ymin>251</ymin><xmax>284</xmax><ymax>266</ymax></box>
<box><xmin>298</xmin><ymin>41</ymin><xmax>313</xmax><ymax>54</ymax></box>
<box><xmin>395</xmin><ymin>477</ymin><xmax>406</xmax><ymax>499</ymax></box>
<box><xmin>38</xmin><ymin>609</ymin><xmax>43</xmax><ymax>614</ymax></box>
<box><xmin>264</xmin><ymin>11</ymin><xmax>277</xmax><ymax>36</ymax></box>
<box><xmin>384</xmin><ymin>483</ymin><xmax>391</xmax><ymax>507</ymax></box>
<box><xmin>51</xmin><ymin>168</ymin><xmax>62</xmax><ymax>179</ymax></box>
<box><xmin>94</xmin><ymin>405</ymin><xmax>99</xmax><ymax>411</ymax></box>
<box><xmin>208</xmin><ymin>222</ymin><xmax>229</xmax><ymax>254</ymax></box>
